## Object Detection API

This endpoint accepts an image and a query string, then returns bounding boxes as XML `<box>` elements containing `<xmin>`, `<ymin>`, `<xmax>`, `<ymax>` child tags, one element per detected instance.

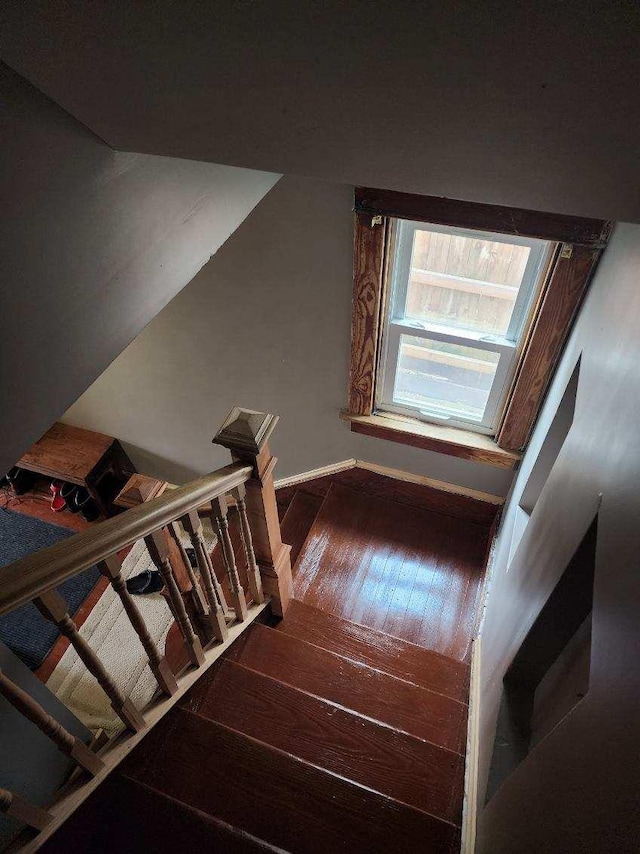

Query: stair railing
<box><xmin>0</xmin><ymin>407</ymin><xmax>292</xmax><ymax>852</ymax></box>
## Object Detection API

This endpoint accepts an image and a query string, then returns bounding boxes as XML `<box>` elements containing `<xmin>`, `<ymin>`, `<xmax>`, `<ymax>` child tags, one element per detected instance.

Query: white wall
<box><xmin>0</xmin><ymin>63</ymin><xmax>279</xmax><ymax>476</ymax></box>
<box><xmin>475</xmin><ymin>223</ymin><xmax>640</xmax><ymax>852</ymax></box>
<box><xmin>64</xmin><ymin>176</ymin><xmax>514</xmax><ymax>497</ymax></box>
<box><xmin>1</xmin><ymin>2</ymin><xmax>638</xmax><ymax>222</ymax></box>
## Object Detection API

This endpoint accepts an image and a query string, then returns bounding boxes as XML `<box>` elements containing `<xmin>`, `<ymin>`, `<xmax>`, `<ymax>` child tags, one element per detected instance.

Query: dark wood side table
<box><xmin>18</xmin><ymin>423</ymin><xmax>136</xmax><ymax>517</ymax></box>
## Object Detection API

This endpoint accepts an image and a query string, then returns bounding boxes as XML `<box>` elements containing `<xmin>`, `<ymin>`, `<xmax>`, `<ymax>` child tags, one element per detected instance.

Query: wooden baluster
<box><xmin>179</xmin><ymin>514</ymin><xmax>232</xmax><ymax>619</ymax></box>
<box><xmin>145</xmin><ymin>530</ymin><xmax>205</xmax><ymax>667</ymax></box>
<box><xmin>213</xmin><ymin>408</ymin><xmax>293</xmax><ymax>616</ymax></box>
<box><xmin>168</xmin><ymin>521</ymin><xmax>210</xmax><ymax>617</ymax></box>
<box><xmin>98</xmin><ymin>555</ymin><xmax>178</xmax><ymax>696</ymax></box>
<box><xmin>212</xmin><ymin>495</ymin><xmax>248</xmax><ymax>622</ymax></box>
<box><xmin>0</xmin><ymin>786</ymin><xmax>53</xmax><ymax>832</ymax></box>
<box><xmin>35</xmin><ymin>591</ymin><xmax>146</xmax><ymax>732</ymax></box>
<box><xmin>0</xmin><ymin>667</ymin><xmax>103</xmax><ymax>776</ymax></box>
<box><xmin>232</xmin><ymin>484</ymin><xmax>264</xmax><ymax>605</ymax></box>
<box><xmin>180</xmin><ymin>511</ymin><xmax>229</xmax><ymax>642</ymax></box>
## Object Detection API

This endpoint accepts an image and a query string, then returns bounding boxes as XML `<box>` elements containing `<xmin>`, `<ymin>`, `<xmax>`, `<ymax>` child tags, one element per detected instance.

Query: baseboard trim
<box><xmin>274</xmin><ymin>459</ymin><xmax>357</xmax><ymax>490</ymax></box>
<box><xmin>275</xmin><ymin>459</ymin><xmax>504</xmax><ymax>506</ymax></box>
<box><xmin>462</xmin><ymin>637</ymin><xmax>482</xmax><ymax>854</ymax></box>
<box><xmin>355</xmin><ymin>461</ymin><xmax>504</xmax><ymax>506</ymax></box>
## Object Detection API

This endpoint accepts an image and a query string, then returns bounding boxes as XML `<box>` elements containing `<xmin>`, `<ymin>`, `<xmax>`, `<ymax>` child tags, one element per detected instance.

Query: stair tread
<box><xmin>281</xmin><ymin>491</ymin><xmax>324</xmax><ymax>570</ymax></box>
<box><xmin>187</xmin><ymin>657</ymin><xmax>465</xmax><ymax>824</ymax></box>
<box><xmin>277</xmin><ymin>599</ymin><xmax>470</xmax><ymax>702</ymax></box>
<box><xmin>223</xmin><ymin>623</ymin><xmax>468</xmax><ymax>753</ymax></box>
<box><xmin>42</xmin><ymin>773</ymin><xmax>281</xmax><ymax>853</ymax></box>
<box><xmin>121</xmin><ymin>707</ymin><xmax>460</xmax><ymax>854</ymax></box>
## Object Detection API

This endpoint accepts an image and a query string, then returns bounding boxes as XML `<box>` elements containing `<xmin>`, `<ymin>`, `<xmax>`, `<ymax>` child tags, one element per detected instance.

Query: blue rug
<box><xmin>0</xmin><ymin>509</ymin><xmax>101</xmax><ymax>670</ymax></box>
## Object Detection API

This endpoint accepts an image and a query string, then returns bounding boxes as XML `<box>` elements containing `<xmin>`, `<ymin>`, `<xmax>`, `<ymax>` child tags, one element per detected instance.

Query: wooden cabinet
<box><xmin>18</xmin><ymin>423</ymin><xmax>136</xmax><ymax>517</ymax></box>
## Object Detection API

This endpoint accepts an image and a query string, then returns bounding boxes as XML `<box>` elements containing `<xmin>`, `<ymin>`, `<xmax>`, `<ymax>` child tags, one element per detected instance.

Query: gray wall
<box><xmin>1</xmin><ymin>1</ymin><xmax>638</xmax><ymax>222</ymax></box>
<box><xmin>0</xmin><ymin>642</ymin><xmax>91</xmax><ymax>847</ymax></box>
<box><xmin>63</xmin><ymin>176</ymin><xmax>514</xmax><ymax>497</ymax></box>
<box><xmin>0</xmin><ymin>63</ymin><xmax>279</xmax><ymax>476</ymax></box>
<box><xmin>476</xmin><ymin>223</ymin><xmax>640</xmax><ymax>852</ymax></box>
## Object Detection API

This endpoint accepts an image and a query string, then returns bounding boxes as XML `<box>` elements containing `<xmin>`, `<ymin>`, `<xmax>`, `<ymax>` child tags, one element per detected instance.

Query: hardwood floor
<box><xmin>188</xmin><ymin>658</ymin><xmax>466</xmax><ymax>823</ymax></box>
<box><xmin>276</xmin><ymin>465</ymin><xmax>500</xmax><ymax>526</ymax></box>
<box><xmin>293</xmin><ymin>484</ymin><xmax>489</xmax><ymax>661</ymax></box>
<box><xmin>276</xmin><ymin>599</ymin><xmax>470</xmax><ymax>702</ymax></box>
<box><xmin>40</xmin><ymin>470</ymin><xmax>495</xmax><ymax>853</ymax></box>
<box><xmin>42</xmin><ymin>774</ymin><xmax>280</xmax><ymax>854</ymax></box>
<box><xmin>225</xmin><ymin>624</ymin><xmax>468</xmax><ymax>753</ymax></box>
<box><xmin>118</xmin><ymin>708</ymin><xmax>461</xmax><ymax>853</ymax></box>
<box><xmin>280</xmin><ymin>491</ymin><xmax>324</xmax><ymax>568</ymax></box>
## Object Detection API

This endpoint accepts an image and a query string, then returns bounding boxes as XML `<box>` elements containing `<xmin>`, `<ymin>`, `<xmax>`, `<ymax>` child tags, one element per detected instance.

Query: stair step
<box><xmin>121</xmin><ymin>707</ymin><xmax>460</xmax><ymax>854</ymax></box>
<box><xmin>187</xmin><ymin>658</ymin><xmax>465</xmax><ymax>825</ymax></box>
<box><xmin>280</xmin><ymin>491</ymin><xmax>324</xmax><ymax>569</ymax></box>
<box><xmin>277</xmin><ymin>599</ymin><xmax>470</xmax><ymax>702</ymax></box>
<box><xmin>42</xmin><ymin>773</ymin><xmax>281</xmax><ymax>853</ymax></box>
<box><xmin>224</xmin><ymin>623</ymin><xmax>468</xmax><ymax>753</ymax></box>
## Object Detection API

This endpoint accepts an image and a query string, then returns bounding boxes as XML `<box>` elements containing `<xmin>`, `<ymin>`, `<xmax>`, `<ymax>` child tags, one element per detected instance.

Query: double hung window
<box><xmin>378</xmin><ymin>220</ymin><xmax>553</xmax><ymax>434</ymax></box>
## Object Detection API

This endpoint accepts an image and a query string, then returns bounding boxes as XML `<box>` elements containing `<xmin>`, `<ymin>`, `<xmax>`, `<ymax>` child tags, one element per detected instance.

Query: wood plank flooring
<box><xmin>293</xmin><ymin>484</ymin><xmax>489</xmax><ymax>661</ymax></box>
<box><xmin>280</xmin><ymin>491</ymin><xmax>324</xmax><ymax>569</ymax></box>
<box><xmin>275</xmin><ymin>599</ymin><xmax>470</xmax><ymax>702</ymax></box>
<box><xmin>188</xmin><ymin>658</ymin><xmax>465</xmax><ymax>823</ymax></box>
<box><xmin>40</xmin><ymin>471</ymin><xmax>494</xmax><ymax>853</ymax></box>
<box><xmin>226</xmin><ymin>624</ymin><xmax>468</xmax><ymax>753</ymax></box>
<box><xmin>42</xmin><ymin>774</ymin><xmax>281</xmax><ymax>854</ymax></box>
<box><xmin>119</xmin><ymin>708</ymin><xmax>461</xmax><ymax>853</ymax></box>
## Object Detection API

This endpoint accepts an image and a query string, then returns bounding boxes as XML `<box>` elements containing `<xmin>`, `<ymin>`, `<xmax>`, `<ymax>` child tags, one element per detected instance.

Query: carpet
<box><xmin>47</xmin><ymin>525</ymin><xmax>216</xmax><ymax>737</ymax></box>
<box><xmin>0</xmin><ymin>509</ymin><xmax>101</xmax><ymax>670</ymax></box>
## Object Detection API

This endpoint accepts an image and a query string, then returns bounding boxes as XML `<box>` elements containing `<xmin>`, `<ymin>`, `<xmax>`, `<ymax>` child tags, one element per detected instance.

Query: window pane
<box><xmin>405</xmin><ymin>227</ymin><xmax>531</xmax><ymax>337</ymax></box>
<box><xmin>394</xmin><ymin>335</ymin><xmax>500</xmax><ymax>422</ymax></box>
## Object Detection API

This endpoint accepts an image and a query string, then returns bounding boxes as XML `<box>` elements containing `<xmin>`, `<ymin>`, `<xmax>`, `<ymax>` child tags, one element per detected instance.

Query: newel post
<box><xmin>213</xmin><ymin>408</ymin><xmax>293</xmax><ymax>616</ymax></box>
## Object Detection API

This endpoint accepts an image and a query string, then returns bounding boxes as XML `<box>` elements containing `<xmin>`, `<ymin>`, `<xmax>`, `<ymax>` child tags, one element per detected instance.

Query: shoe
<box><xmin>126</xmin><ymin>570</ymin><xmax>164</xmax><ymax>595</ymax></box>
<box><xmin>185</xmin><ymin>547</ymin><xmax>198</xmax><ymax>569</ymax></box>
<box><xmin>73</xmin><ymin>488</ymin><xmax>100</xmax><ymax>522</ymax></box>
<box><xmin>60</xmin><ymin>483</ymin><xmax>79</xmax><ymax>512</ymax></box>
<box><xmin>8</xmin><ymin>467</ymin><xmax>37</xmax><ymax>496</ymax></box>
<box><xmin>126</xmin><ymin>570</ymin><xmax>152</xmax><ymax>594</ymax></box>
<box><xmin>145</xmin><ymin>571</ymin><xmax>164</xmax><ymax>594</ymax></box>
<box><xmin>50</xmin><ymin>480</ymin><xmax>66</xmax><ymax>512</ymax></box>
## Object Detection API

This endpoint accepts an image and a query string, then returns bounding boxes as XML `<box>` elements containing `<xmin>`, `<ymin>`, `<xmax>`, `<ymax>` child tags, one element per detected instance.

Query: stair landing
<box><xmin>292</xmin><ymin>483</ymin><xmax>489</xmax><ymax>661</ymax></box>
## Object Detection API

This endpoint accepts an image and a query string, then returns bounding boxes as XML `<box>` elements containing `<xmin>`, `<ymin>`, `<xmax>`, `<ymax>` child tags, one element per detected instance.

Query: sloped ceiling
<box><xmin>0</xmin><ymin>63</ymin><xmax>279</xmax><ymax>476</ymax></box>
<box><xmin>1</xmin><ymin>0</ymin><xmax>639</xmax><ymax>222</ymax></box>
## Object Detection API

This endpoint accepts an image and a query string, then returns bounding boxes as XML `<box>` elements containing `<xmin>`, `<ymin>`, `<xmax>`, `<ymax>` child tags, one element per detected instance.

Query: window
<box><xmin>346</xmin><ymin>188</ymin><xmax>611</xmax><ymax>464</ymax></box>
<box><xmin>378</xmin><ymin>220</ymin><xmax>553</xmax><ymax>434</ymax></box>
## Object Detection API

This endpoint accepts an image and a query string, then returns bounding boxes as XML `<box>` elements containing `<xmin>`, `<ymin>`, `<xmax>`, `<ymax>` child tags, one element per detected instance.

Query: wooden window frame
<box><xmin>346</xmin><ymin>187</ymin><xmax>612</xmax><ymax>463</ymax></box>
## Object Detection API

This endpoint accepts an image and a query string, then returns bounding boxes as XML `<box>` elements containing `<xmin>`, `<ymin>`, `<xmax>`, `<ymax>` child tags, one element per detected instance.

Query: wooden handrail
<box><xmin>0</xmin><ymin>462</ymin><xmax>253</xmax><ymax>616</ymax></box>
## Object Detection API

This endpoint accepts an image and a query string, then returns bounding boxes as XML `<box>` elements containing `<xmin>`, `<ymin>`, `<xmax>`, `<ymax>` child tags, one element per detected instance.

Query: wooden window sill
<box><xmin>340</xmin><ymin>411</ymin><xmax>521</xmax><ymax>470</ymax></box>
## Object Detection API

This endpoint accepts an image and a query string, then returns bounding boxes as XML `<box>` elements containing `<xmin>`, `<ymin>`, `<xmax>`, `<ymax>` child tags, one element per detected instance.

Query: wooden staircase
<box><xmin>40</xmin><ymin>478</ymin><xmax>487</xmax><ymax>854</ymax></box>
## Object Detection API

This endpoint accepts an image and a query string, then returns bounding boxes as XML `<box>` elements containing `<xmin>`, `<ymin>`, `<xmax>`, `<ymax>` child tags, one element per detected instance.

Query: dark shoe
<box><xmin>74</xmin><ymin>488</ymin><xmax>100</xmax><ymax>522</ymax></box>
<box><xmin>50</xmin><ymin>480</ymin><xmax>66</xmax><ymax>512</ymax></box>
<box><xmin>126</xmin><ymin>570</ymin><xmax>164</xmax><ymax>595</ymax></box>
<box><xmin>8</xmin><ymin>467</ymin><xmax>37</xmax><ymax>495</ymax></box>
<box><xmin>60</xmin><ymin>483</ymin><xmax>79</xmax><ymax>512</ymax></box>
<box><xmin>145</xmin><ymin>571</ymin><xmax>165</xmax><ymax>594</ymax></box>
<box><xmin>185</xmin><ymin>547</ymin><xmax>198</xmax><ymax>569</ymax></box>
<box><xmin>126</xmin><ymin>570</ymin><xmax>152</xmax><ymax>594</ymax></box>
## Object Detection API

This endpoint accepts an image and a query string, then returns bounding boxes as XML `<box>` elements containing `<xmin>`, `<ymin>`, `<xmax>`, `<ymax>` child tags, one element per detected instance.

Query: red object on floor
<box><xmin>49</xmin><ymin>480</ymin><xmax>66</xmax><ymax>512</ymax></box>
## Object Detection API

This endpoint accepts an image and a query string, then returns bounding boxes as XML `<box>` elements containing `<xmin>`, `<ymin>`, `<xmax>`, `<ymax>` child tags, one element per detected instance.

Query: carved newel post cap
<box><xmin>213</xmin><ymin>407</ymin><xmax>279</xmax><ymax>455</ymax></box>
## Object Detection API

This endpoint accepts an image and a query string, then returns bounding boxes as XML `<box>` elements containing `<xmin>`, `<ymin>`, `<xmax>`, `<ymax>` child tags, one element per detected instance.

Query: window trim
<box><xmin>347</xmin><ymin>189</ymin><xmax>611</xmax><ymax>459</ymax></box>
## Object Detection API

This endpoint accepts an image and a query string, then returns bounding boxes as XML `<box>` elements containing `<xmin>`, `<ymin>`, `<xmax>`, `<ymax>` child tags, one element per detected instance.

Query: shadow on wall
<box><xmin>120</xmin><ymin>443</ymin><xmax>202</xmax><ymax>486</ymax></box>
